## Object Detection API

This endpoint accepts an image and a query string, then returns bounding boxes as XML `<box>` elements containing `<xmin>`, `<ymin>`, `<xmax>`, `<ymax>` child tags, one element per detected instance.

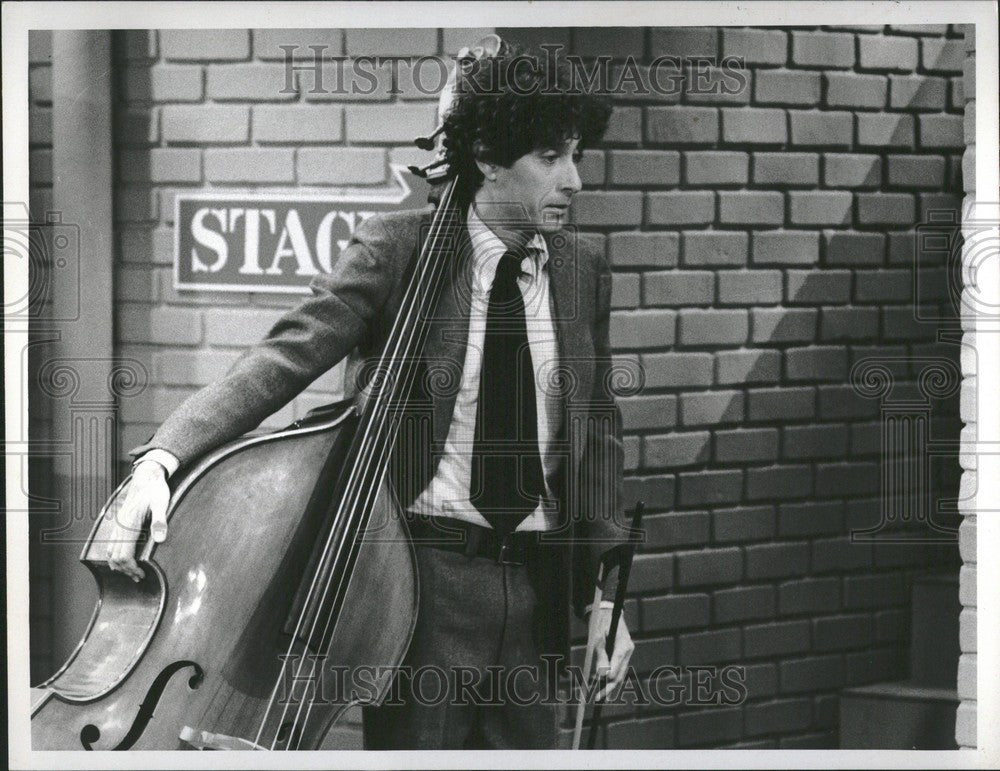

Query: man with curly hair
<box><xmin>107</xmin><ymin>43</ymin><xmax>634</xmax><ymax>750</ymax></box>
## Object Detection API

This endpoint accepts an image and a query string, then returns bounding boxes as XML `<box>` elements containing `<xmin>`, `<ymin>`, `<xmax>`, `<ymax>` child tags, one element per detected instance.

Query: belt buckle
<box><xmin>497</xmin><ymin>535</ymin><xmax>525</xmax><ymax>566</ymax></box>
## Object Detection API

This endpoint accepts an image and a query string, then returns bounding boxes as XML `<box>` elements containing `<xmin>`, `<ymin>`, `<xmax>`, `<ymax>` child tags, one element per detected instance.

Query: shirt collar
<box><xmin>467</xmin><ymin>205</ymin><xmax>549</xmax><ymax>289</ymax></box>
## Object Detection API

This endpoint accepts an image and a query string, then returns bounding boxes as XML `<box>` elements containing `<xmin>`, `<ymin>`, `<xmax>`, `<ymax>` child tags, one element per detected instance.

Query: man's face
<box><xmin>485</xmin><ymin>137</ymin><xmax>583</xmax><ymax>235</ymax></box>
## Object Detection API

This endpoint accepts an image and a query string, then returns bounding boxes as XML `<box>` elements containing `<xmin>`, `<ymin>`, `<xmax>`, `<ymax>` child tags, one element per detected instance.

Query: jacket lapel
<box><xmin>424</xmin><ymin>221</ymin><xmax>474</xmax><ymax>449</ymax></box>
<box><xmin>544</xmin><ymin>229</ymin><xmax>591</xmax><ymax>415</ymax></box>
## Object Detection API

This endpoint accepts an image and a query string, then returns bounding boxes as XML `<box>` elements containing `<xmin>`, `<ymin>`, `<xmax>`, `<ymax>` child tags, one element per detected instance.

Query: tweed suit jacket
<box><xmin>131</xmin><ymin>206</ymin><xmax>631</xmax><ymax>658</ymax></box>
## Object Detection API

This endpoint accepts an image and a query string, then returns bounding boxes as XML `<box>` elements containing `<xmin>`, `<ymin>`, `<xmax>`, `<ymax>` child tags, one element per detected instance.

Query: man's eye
<box><xmin>542</xmin><ymin>153</ymin><xmax>558</xmax><ymax>164</ymax></box>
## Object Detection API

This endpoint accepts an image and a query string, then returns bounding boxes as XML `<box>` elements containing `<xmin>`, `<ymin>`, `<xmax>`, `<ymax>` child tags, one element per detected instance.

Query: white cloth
<box><xmin>406</xmin><ymin>206</ymin><xmax>561</xmax><ymax>532</ymax></box>
<box><xmin>134</xmin><ymin>448</ymin><xmax>180</xmax><ymax>477</ymax></box>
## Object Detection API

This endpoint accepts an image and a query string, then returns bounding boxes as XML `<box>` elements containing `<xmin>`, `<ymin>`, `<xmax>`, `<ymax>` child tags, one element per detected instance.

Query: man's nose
<box><xmin>561</xmin><ymin>159</ymin><xmax>582</xmax><ymax>195</ymax></box>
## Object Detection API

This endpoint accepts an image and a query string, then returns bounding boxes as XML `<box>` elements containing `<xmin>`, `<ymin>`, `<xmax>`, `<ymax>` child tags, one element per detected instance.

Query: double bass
<box><xmin>30</xmin><ymin>36</ymin><xmax>507</xmax><ymax>751</ymax></box>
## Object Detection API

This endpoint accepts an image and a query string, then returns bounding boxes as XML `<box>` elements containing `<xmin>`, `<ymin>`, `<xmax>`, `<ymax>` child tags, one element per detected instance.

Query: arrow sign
<box><xmin>173</xmin><ymin>165</ymin><xmax>429</xmax><ymax>294</ymax></box>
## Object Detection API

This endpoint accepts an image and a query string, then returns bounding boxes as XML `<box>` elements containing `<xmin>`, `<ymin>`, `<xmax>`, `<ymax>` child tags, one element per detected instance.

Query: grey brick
<box><xmin>785</xmin><ymin>345</ymin><xmax>849</xmax><ymax>381</ymax></box>
<box><xmin>162</xmin><ymin>105</ymin><xmax>249</xmax><ymax>143</ymax></box>
<box><xmin>825</xmin><ymin>72</ymin><xmax>887</xmax><ymax>108</ymax></box>
<box><xmin>790</xmin><ymin>191</ymin><xmax>852</xmax><ymax>225</ymax></box>
<box><xmin>253</xmin><ymin>104</ymin><xmax>343</xmax><ymax>143</ymax></box>
<box><xmin>792</xmin><ymin>31</ymin><xmax>855</xmax><ymax>68</ymax></box>
<box><xmin>723</xmin><ymin>28</ymin><xmax>788</xmax><ymax>64</ymax></box>
<box><xmin>820</xmin><ymin>307</ymin><xmax>879</xmax><ymax>340</ymax></box>
<box><xmin>779</xmin><ymin>654</ymin><xmax>845</xmax><ymax>693</ymax></box>
<box><xmin>887</xmin><ymin>154</ymin><xmax>946</xmax><ymax>187</ymax></box>
<box><xmin>753</xmin><ymin>231</ymin><xmax>819</xmax><ymax>265</ymax></box>
<box><xmin>715</xmin><ymin>428</ymin><xmax>779</xmax><ymax>463</ymax></box>
<box><xmin>784</xmin><ymin>424</ymin><xmax>850</xmax><ymax>459</ymax></box>
<box><xmin>651</xmin><ymin>27</ymin><xmax>719</xmax><ymax>58</ymax></box>
<box><xmin>643</xmin><ymin>352</ymin><xmax>715</xmax><ymax>388</ymax></box>
<box><xmin>620</xmin><ymin>394</ymin><xmax>677</xmax><ymax>431</ymax></box>
<box><xmin>642</xmin><ymin>593</ymin><xmax>711</xmax><ymax>632</ymax></box>
<box><xmin>677</xmin><ymin>629</ymin><xmax>742</xmax><ymax>666</ymax></box>
<box><xmin>778</xmin><ymin>501</ymin><xmax>844</xmax><ymax>536</ymax></box>
<box><xmin>646</xmin><ymin>106</ymin><xmax>719</xmax><ymax>144</ymax></box>
<box><xmin>683</xmin><ymin>231</ymin><xmax>748</xmax><ymax>266</ymax></box>
<box><xmin>678</xmin><ymin>470</ymin><xmax>744</xmax><ymax>506</ymax></box>
<box><xmin>684</xmin><ymin>151</ymin><xmax>749</xmax><ymax>185</ymax></box>
<box><xmin>575</xmin><ymin>192</ymin><xmax>643</xmax><ymax>226</ymax></box>
<box><xmin>858</xmin><ymin>113</ymin><xmax>915</xmax><ymax>148</ymax></box>
<box><xmin>645</xmin><ymin>432</ymin><xmax>711</xmax><ymax>468</ymax></box>
<box><xmin>344</xmin><ymin>28</ymin><xmax>438</xmax><ymax>56</ymax></box>
<box><xmin>679</xmin><ymin>309</ymin><xmax>749</xmax><ymax>346</ymax></box>
<box><xmin>790</xmin><ymin>110</ymin><xmax>853</xmax><ymax>146</ymax></box>
<box><xmin>719</xmin><ymin>191</ymin><xmax>784</xmax><ymax>225</ymax></box>
<box><xmin>747</xmin><ymin>387</ymin><xmax>816</xmax><ymax>422</ymax></box>
<box><xmin>755</xmin><ymin>69</ymin><xmax>821</xmax><ymax>105</ymax></box>
<box><xmin>824</xmin><ymin>153</ymin><xmax>882</xmax><ymax>188</ymax></box>
<box><xmin>644</xmin><ymin>510</ymin><xmax>711</xmax><ymax>547</ymax></box>
<box><xmin>751</xmin><ymin>308</ymin><xmax>818</xmax><ymax>343</ymax></box>
<box><xmin>824</xmin><ymin>231</ymin><xmax>885</xmax><ymax>265</ymax></box>
<box><xmin>679</xmin><ymin>390</ymin><xmax>744</xmax><ymax>426</ymax></box>
<box><xmin>610</xmin><ymin>150</ymin><xmax>681</xmax><ymax>186</ymax></box>
<box><xmin>207</xmin><ymin>63</ymin><xmax>295</xmax><ymax>101</ymax></box>
<box><xmin>204</xmin><ymin>148</ymin><xmax>294</xmax><ymax>183</ymax></box>
<box><xmin>161</xmin><ymin>29</ymin><xmax>250</xmax><ymax>61</ymax></box>
<box><xmin>890</xmin><ymin>74</ymin><xmax>948</xmax><ymax>110</ymax></box>
<box><xmin>647</xmin><ymin>191</ymin><xmax>715</xmax><ymax>225</ymax></box>
<box><xmin>859</xmin><ymin>35</ymin><xmax>918</xmax><ymax>71</ymax></box>
<box><xmin>645</xmin><ymin>270</ymin><xmax>714</xmax><ymax>306</ymax></box>
<box><xmin>722</xmin><ymin>107</ymin><xmax>787</xmax><ymax>144</ymax></box>
<box><xmin>753</xmin><ymin>152</ymin><xmax>820</xmax><ymax>186</ymax></box>
<box><xmin>716</xmin><ymin>349</ymin><xmax>781</xmax><ymax>385</ymax></box>
<box><xmin>744</xmin><ymin>620</ymin><xmax>811</xmax><ymax>658</ymax></box>
<box><xmin>252</xmin><ymin>28</ymin><xmax>344</xmax><ymax>59</ymax></box>
<box><xmin>609</xmin><ymin>233</ymin><xmax>679</xmax><ymax>268</ymax></box>
<box><xmin>779</xmin><ymin>577</ymin><xmax>841</xmax><ymax>615</ymax></box>
<box><xmin>712</xmin><ymin>505</ymin><xmax>775</xmax><ymax>542</ymax></box>
<box><xmin>716</xmin><ymin>586</ymin><xmax>777</xmax><ymax>624</ymax></box>
<box><xmin>746</xmin><ymin>465</ymin><xmax>812</xmax><ymax>501</ymax></box>
<box><xmin>786</xmin><ymin>270</ymin><xmax>852</xmax><ymax>304</ymax></box>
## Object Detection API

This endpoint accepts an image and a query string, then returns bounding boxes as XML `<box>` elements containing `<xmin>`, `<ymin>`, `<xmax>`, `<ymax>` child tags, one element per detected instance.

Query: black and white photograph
<box><xmin>4</xmin><ymin>1</ymin><xmax>999</xmax><ymax>766</ymax></box>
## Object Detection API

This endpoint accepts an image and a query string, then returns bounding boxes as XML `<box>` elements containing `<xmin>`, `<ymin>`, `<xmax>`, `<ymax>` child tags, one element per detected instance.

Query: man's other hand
<box><xmin>106</xmin><ymin>460</ymin><xmax>170</xmax><ymax>582</ymax></box>
<box><xmin>590</xmin><ymin>606</ymin><xmax>635</xmax><ymax>702</ymax></box>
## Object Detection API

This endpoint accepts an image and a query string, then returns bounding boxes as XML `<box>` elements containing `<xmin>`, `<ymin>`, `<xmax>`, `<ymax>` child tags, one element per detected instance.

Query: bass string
<box><xmin>254</xmin><ymin>180</ymin><xmax>463</xmax><ymax>749</ymax></box>
<box><xmin>277</xmin><ymin>190</ymin><xmax>465</xmax><ymax>749</ymax></box>
<box><xmin>287</xmin><ymin>359</ymin><xmax>444</xmax><ymax>748</ymax></box>
<box><xmin>269</xmin><ymin>190</ymin><xmax>462</xmax><ymax>749</ymax></box>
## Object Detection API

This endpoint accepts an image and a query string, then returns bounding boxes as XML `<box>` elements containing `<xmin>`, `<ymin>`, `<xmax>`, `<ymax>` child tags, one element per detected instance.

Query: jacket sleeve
<box><xmin>129</xmin><ymin>214</ymin><xmax>401</xmax><ymax>469</ymax></box>
<box><xmin>572</xmin><ymin>239</ymin><xmax>632</xmax><ymax>618</ymax></box>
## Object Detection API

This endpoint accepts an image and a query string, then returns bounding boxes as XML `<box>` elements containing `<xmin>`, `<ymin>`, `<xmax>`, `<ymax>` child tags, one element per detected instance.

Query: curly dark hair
<box><xmin>441</xmin><ymin>44</ymin><xmax>613</xmax><ymax>199</ymax></box>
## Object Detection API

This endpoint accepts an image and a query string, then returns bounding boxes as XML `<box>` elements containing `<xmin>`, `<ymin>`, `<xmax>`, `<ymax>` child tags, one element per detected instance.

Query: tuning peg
<box><xmin>407</xmin><ymin>157</ymin><xmax>447</xmax><ymax>179</ymax></box>
<box><xmin>414</xmin><ymin>125</ymin><xmax>444</xmax><ymax>151</ymax></box>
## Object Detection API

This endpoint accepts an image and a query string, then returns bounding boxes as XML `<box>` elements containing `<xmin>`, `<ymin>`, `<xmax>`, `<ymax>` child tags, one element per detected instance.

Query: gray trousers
<box><xmin>363</xmin><ymin>543</ymin><xmax>559</xmax><ymax>749</ymax></box>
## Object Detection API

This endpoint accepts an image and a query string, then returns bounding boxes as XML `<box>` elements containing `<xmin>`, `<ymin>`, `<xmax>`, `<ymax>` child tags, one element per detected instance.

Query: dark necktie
<box><xmin>470</xmin><ymin>250</ymin><xmax>545</xmax><ymax>535</ymax></box>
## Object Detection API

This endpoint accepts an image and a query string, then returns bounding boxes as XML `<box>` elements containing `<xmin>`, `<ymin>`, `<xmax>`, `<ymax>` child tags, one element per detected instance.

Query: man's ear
<box><xmin>473</xmin><ymin>140</ymin><xmax>498</xmax><ymax>181</ymax></box>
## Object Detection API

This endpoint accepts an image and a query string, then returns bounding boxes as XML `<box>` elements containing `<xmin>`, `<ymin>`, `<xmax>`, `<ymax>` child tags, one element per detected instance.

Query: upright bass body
<box><xmin>30</xmin><ymin>400</ymin><xmax>418</xmax><ymax>750</ymax></box>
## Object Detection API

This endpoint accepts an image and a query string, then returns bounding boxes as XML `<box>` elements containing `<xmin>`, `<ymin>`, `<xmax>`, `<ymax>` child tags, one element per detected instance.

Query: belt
<box><xmin>405</xmin><ymin>516</ymin><xmax>552</xmax><ymax>566</ymax></box>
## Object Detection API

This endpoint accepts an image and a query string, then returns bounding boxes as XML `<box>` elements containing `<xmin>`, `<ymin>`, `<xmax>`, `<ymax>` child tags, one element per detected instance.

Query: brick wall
<box><xmin>955</xmin><ymin>24</ymin><xmax>976</xmax><ymax>751</ymax></box>
<box><xmin>498</xmin><ymin>25</ymin><xmax>965</xmax><ymax>749</ymax></box>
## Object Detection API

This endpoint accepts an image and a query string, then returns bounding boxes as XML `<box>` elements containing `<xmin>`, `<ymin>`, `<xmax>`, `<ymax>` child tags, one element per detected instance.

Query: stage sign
<box><xmin>174</xmin><ymin>165</ymin><xmax>426</xmax><ymax>293</ymax></box>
